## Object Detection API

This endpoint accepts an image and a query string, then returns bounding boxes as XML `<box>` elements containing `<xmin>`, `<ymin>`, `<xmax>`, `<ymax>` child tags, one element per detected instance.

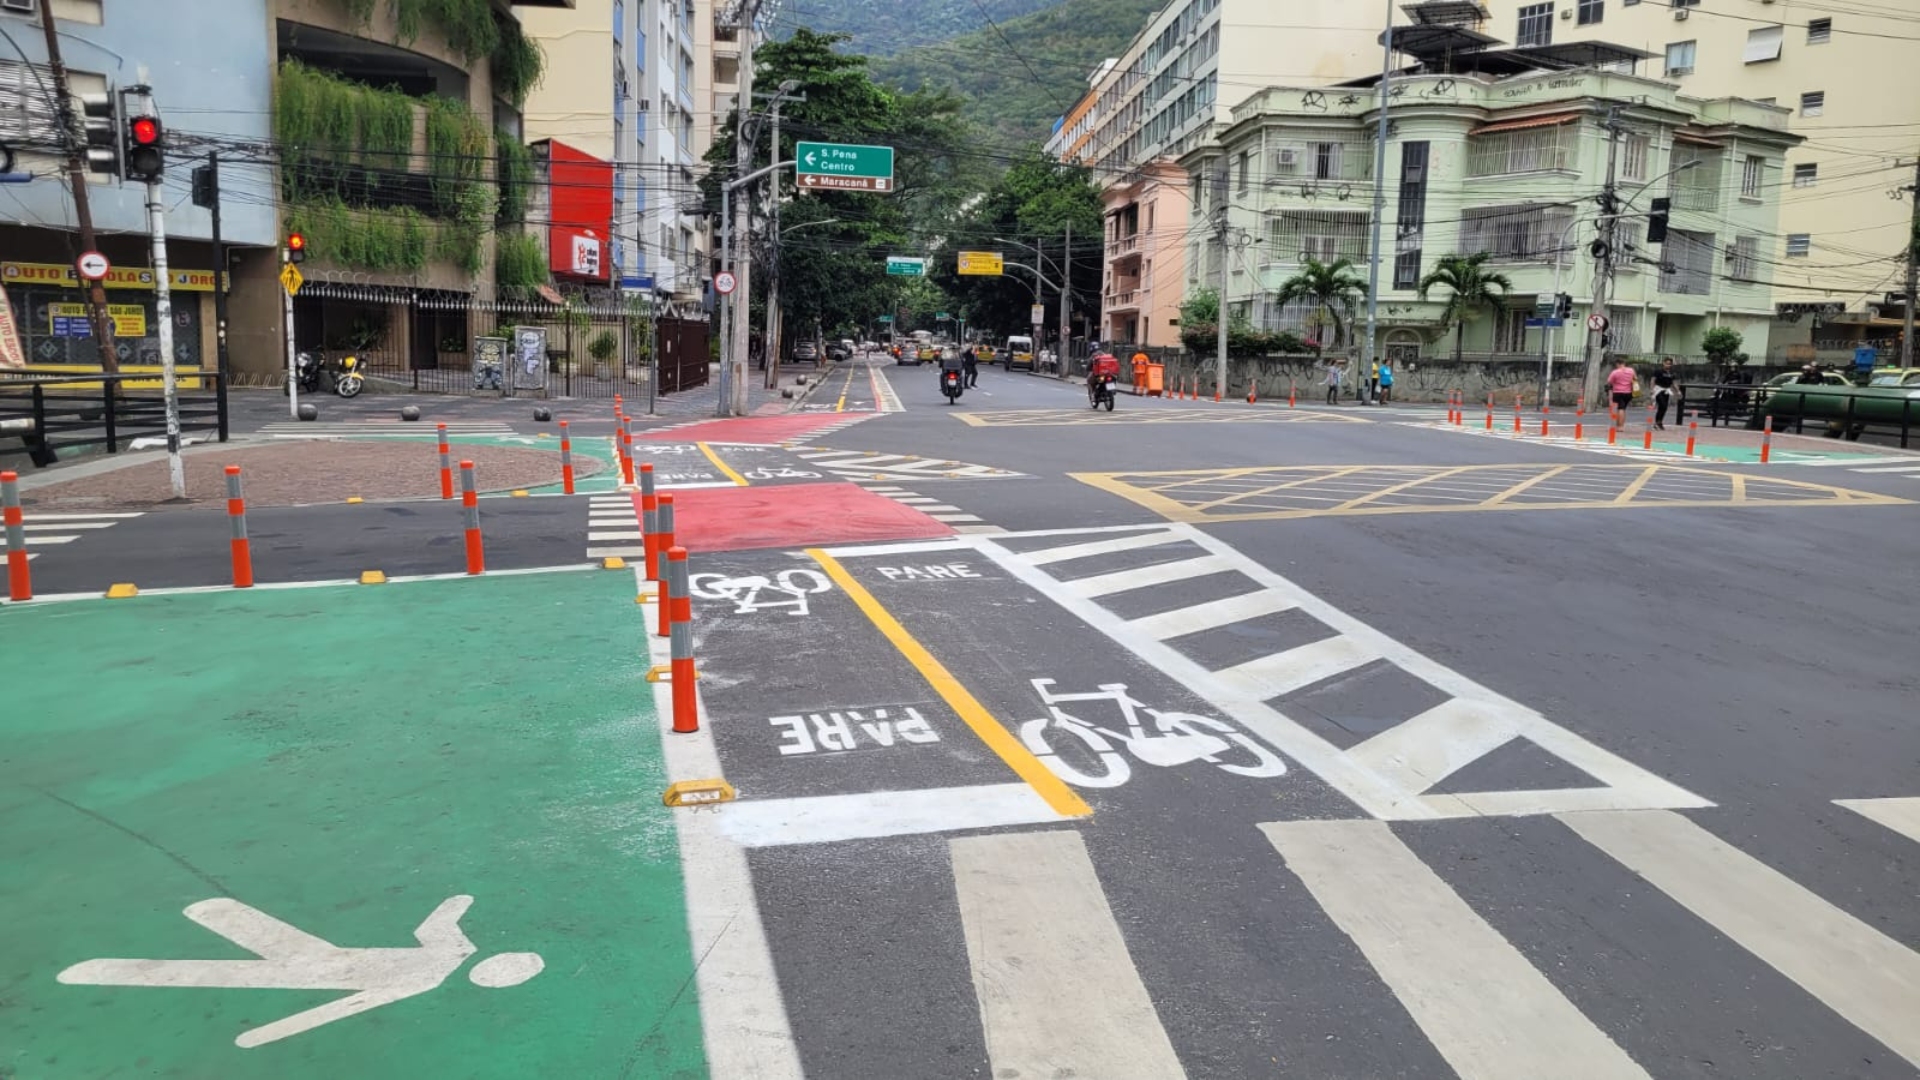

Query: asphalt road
<box><xmin>11</xmin><ymin>353</ymin><xmax>1919</xmax><ymax>1078</ymax></box>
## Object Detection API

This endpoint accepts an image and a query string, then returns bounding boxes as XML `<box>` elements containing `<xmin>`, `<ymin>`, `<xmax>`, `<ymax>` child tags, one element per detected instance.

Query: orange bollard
<box><xmin>1484</xmin><ymin>394</ymin><xmax>1494</xmax><ymax>431</ymax></box>
<box><xmin>225</xmin><ymin>465</ymin><xmax>253</xmax><ymax>589</ymax></box>
<box><xmin>613</xmin><ymin>393</ymin><xmax>623</xmax><ymax>423</ymax></box>
<box><xmin>1289</xmin><ymin>381</ymin><xmax>1297</xmax><ymax>408</ymax></box>
<box><xmin>437</xmin><ymin>423</ymin><xmax>453</xmax><ymax>500</ymax></box>
<box><xmin>1513</xmin><ymin>405</ymin><xmax>1522</xmax><ymax>434</ymax></box>
<box><xmin>1214</xmin><ymin>379</ymin><xmax>1222</xmax><ymax>403</ymax></box>
<box><xmin>666</xmin><ymin>545</ymin><xmax>698</xmax><ymax>734</ymax></box>
<box><xmin>656</xmin><ymin>495</ymin><xmax>676</xmax><ymax>637</ymax></box>
<box><xmin>1248</xmin><ymin>379</ymin><xmax>1258</xmax><ymax>405</ymax></box>
<box><xmin>1761</xmin><ymin>416</ymin><xmax>1773</xmax><ymax>464</ymax></box>
<box><xmin>559</xmin><ymin>420</ymin><xmax>576</xmax><ymax>494</ymax></box>
<box><xmin>1540</xmin><ymin>407</ymin><xmax>1551</xmax><ymax>437</ymax></box>
<box><xmin>1608</xmin><ymin>424</ymin><xmax>1617</xmax><ymax>446</ymax></box>
<box><xmin>619</xmin><ymin>415</ymin><xmax>637</xmax><ymax>486</ymax></box>
<box><xmin>1643</xmin><ymin>408</ymin><xmax>1655</xmax><ymax>450</ymax></box>
<box><xmin>1685</xmin><ymin>420</ymin><xmax>1697</xmax><ymax>457</ymax></box>
<box><xmin>1575</xmin><ymin>407</ymin><xmax>1585</xmax><ymax>442</ymax></box>
<box><xmin>640</xmin><ymin>463</ymin><xmax>660</xmax><ymax>582</ymax></box>
<box><xmin>460</xmin><ymin>460</ymin><xmax>484</xmax><ymax>574</ymax></box>
<box><xmin>3</xmin><ymin>470</ymin><xmax>31</xmax><ymax>602</ymax></box>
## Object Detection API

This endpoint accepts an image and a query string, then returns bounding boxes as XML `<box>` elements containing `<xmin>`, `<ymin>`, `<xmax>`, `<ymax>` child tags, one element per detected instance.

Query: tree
<box><xmin>1418</xmin><ymin>252</ymin><xmax>1514</xmax><ymax>363</ymax></box>
<box><xmin>1700</xmin><ymin>327</ymin><xmax>1746</xmax><ymax>367</ymax></box>
<box><xmin>1274</xmin><ymin>258</ymin><xmax>1368</xmax><ymax>365</ymax></box>
<box><xmin>929</xmin><ymin>149</ymin><xmax>1103</xmax><ymax>339</ymax></box>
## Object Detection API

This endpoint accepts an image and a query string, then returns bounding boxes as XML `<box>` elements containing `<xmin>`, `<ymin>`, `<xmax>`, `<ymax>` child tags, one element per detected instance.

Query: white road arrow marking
<box><xmin>57</xmin><ymin>895</ymin><xmax>542</xmax><ymax>1048</ymax></box>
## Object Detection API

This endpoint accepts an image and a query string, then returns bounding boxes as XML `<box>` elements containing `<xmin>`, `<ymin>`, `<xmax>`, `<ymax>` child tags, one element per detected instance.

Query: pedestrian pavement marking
<box><xmin>697</xmin><ymin>442</ymin><xmax>750</xmax><ymax>486</ymax></box>
<box><xmin>951</xmin><ymin>830</ymin><xmax>1186</xmax><ymax>1080</ymax></box>
<box><xmin>1211</xmin><ymin>634</ymin><xmax>1381</xmax><ymax>700</ymax></box>
<box><xmin>952</xmin><ymin>407</ymin><xmax>1371</xmax><ymax>428</ymax></box>
<box><xmin>791</xmin><ymin>444</ymin><xmax>1025</xmax><ymax>482</ymax></box>
<box><xmin>1264</xmin><ymin>820</ymin><xmax>1652</xmax><ymax>1080</ymax></box>
<box><xmin>807</xmin><ymin>549</ymin><xmax>1092</xmax><ymax>819</ymax></box>
<box><xmin>1073</xmin><ymin>463</ymin><xmax>1908</xmax><ymax>523</ymax></box>
<box><xmin>1561</xmin><ymin>809</ymin><xmax>1920</xmax><ymax>1069</ymax></box>
<box><xmin>1835</xmin><ymin>797</ymin><xmax>1920</xmax><ymax>845</ymax></box>
<box><xmin>57</xmin><ymin>895</ymin><xmax>542</xmax><ymax>1049</ymax></box>
<box><xmin>716</xmin><ymin>784</ymin><xmax>1063</xmax><ymax>847</ymax></box>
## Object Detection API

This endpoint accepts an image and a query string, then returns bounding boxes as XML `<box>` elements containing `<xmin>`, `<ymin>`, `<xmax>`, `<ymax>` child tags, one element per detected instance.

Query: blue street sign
<box><xmin>1525</xmin><ymin>318</ymin><xmax>1565</xmax><ymax>329</ymax></box>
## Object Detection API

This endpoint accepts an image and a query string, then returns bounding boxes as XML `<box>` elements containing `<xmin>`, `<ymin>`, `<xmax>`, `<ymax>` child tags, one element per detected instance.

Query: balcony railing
<box><xmin>1107</xmin><ymin>233</ymin><xmax>1139</xmax><ymax>258</ymax></box>
<box><xmin>1106</xmin><ymin>289</ymin><xmax>1140</xmax><ymax>310</ymax></box>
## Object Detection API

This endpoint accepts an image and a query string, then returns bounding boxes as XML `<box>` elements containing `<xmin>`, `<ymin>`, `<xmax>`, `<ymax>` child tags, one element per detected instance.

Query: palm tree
<box><xmin>1418</xmin><ymin>252</ymin><xmax>1514</xmax><ymax>363</ymax></box>
<box><xmin>1274</xmin><ymin>257</ymin><xmax>1369</xmax><ymax>367</ymax></box>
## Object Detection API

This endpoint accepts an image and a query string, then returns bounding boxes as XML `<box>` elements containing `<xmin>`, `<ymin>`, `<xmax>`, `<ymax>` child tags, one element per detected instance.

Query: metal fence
<box><xmin>291</xmin><ymin>282</ymin><xmax>710</xmax><ymax>401</ymax></box>
<box><xmin>0</xmin><ymin>370</ymin><xmax>229</xmax><ymax>467</ymax></box>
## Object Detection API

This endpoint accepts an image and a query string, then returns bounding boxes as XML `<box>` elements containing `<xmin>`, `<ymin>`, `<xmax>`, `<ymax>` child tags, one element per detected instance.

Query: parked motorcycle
<box><xmin>333</xmin><ymin>353</ymin><xmax>366</xmax><ymax>398</ymax></box>
<box><xmin>941</xmin><ymin>367</ymin><xmax>964</xmax><ymax>405</ymax></box>
<box><xmin>282</xmin><ymin>351</ymin><xmax>366</xmax><ymax>398</ymax></box>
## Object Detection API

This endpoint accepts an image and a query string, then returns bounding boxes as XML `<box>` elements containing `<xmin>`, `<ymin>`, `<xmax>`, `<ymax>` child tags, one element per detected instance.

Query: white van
<box><xmin>1006</xmin><ymin>335</ymin><xmax>1035</xmax><ymax>372</ymax></box>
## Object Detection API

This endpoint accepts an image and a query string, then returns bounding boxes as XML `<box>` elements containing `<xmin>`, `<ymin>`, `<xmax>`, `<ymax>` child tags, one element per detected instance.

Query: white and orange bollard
<box><xmin>655</xmin><ymin>495</ymin><xmax>677</xmax><ymax>638</ymax></box>
<box><xmin>640</xmin><ymin>463</ymin><xmax>661</xmax><ymax>586</ymax></box>
<box><xmin>1761</xmin><ymin>416</ymin><xmax>1774</xmax><ymax>464</ymax></box>
<box><xmin>619</xmin><ymin>415</ymin><xmax>637</xmax><ymax>487</ymax></box>
<box><xmin>460</xmin><ymin>460</ymin><xmax>484</xmax><ymax>575</ymax></box>
<box><xmin>1574</xmin><ymin>406</ymin><xmax>1585</xmax><ymax>442</ymax></box>
<box><xmin>225</xmin><ymin>465</ymin><xmax>253</xmax><ymax>589</ymax></box>
<box><xmin>1248</xmin><ymin>379</ymin><xmax>1259</xmax><ymax>405</ymax></box>
<box><xmin>1643</xmin><ymin>405</ymin><xmax>1655</xmax><ymax>451</ymax></box>
<box><xmin>3</xmin><ymin>470</ymin><xmax>31</xmax><ymax>602</ymax></box>
<box><xmin>559</xmin><ymin>420</ymin><xmax>576</xmax><ymax>495</ymax></box>
<box><xmin>1539</xmin><ymin>406</ymin><xmax>1551</xmax><ymax>438</ymax></box>
<box><xmin>666</xmin><ymin>545</ymin><xmax>698</xmax><ymax>734</ymax></box>
<box><xmin>1484</xmin><ymin>393</ymin><xmax>1494</xmax><ymax>431</ymax></box>
<box><xmin>1686</xmin><ymin>419</ymin><xmax>1698</xmax><ymax>457</ymax></box>
<box><xmin>436</xmin><ymin>423</ymin><xmax>454</xmax><ymax>500</ymax></box>
<box><xmin>1289</xmin><ymin>380</ymin><xmax>1297</xmax><ymax>408</ymax></box>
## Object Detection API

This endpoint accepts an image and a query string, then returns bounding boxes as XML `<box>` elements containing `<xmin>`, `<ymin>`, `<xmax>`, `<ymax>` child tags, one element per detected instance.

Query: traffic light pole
<box><xmin>38</xmin><ymin>0</ymin><xmax>117</xmax><ymax>371</ymax></box>
<box><xmin>205</xmin><ymin>152</ymin><xmax>231</xmax><ymax>379</ymax></box>
<box><xmin>283</xmin><ymin>247</ymin><xmax>299</xmax><ymax>420</ymax></box>
<box><xmin>142</xmin><ymin>175</ymin><xmax>185</xmax><ymax>500</ymax></box>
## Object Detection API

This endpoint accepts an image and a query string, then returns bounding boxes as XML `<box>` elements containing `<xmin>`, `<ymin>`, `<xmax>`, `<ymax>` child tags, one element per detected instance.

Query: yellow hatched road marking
<box><xmin>1481</xmin><ymin>464</ymin><xmax>1573</xmax><ymax>507</ymax></box>
<box><xmin>1613</xmin><ymin>465</ymin><xmax>1661</xmax><ymax>504</ymax></box>
<box><xmin>697</xmin><ymin>442</ymin><xmax>750</xmax><ymax>486</ymax></box>
<box><xmin>806</xmin><ymin>549</ymin><xmax>1093</xmax><ymax>820</ymax></box>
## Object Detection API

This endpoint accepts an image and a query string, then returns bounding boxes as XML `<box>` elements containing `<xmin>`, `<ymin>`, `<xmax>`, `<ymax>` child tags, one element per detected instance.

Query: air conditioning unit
<box><xmin>637</xmin><ymin>98</ymin><xmax>651</xmax><ymax>111</ymax></box>
<box><xmin>1274</xmin><ymin>147</ymin><xmax>1299</xmax><ymax>171</ymax></box>
<box><xmin>1674</xmin><ymin>8</ymin><xmax>1689</xmax><ymax>19</ymax></box>
<box><xmin>1668</xmin><ymin>66</ymin><xmax>1693</xmax><ymax>76</ymax></box>
<box><xmin>1560</xmin><ymin>7</ymin><xmax>1572</xmax><ymax>17</ymax></box>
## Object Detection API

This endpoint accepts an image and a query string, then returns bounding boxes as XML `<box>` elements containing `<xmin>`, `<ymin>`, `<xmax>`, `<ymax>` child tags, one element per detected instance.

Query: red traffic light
<box><xmin>287</xmin><ymin>232</ymin><xmax>307</xmax><ymax>263</ymax></box>
<box><xmin>129</xmin><ymin>116</ymin><xmax>161</xmax><ymax>146</ymax></box>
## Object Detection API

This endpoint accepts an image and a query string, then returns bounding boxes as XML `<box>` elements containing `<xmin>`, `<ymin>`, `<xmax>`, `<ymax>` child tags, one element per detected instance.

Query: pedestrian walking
<box><xmin>1324</xmin><ymin>359</ymin><xmax>1342</xmax><ymax>404</ymax></box>
<box><xmin>1607</xmin><ymin>358</ymin><xmax>1637</xmax><ymax>425</ymax></box>
<box><xmin>962</xmin><ymin>344</ymin><xmax>980</xmax><ymax>388</ymax></box>
<box><xmin>1377</xmin><ymin>358</ymin><xmax>1394</xmax><ymax>405</ymax></box>
<box><xmin>1368</xmin><ymin>360</ymin><xmax>1380</xmax><ymax>403</ymax></box>
<box><xmin>1651</xmin><ymin>357</ymin><xmax>1677</xmax><ymax>430</ymax></box>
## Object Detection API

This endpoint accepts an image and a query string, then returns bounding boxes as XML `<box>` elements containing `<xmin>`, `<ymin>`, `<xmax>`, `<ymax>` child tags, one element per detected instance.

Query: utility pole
<box><xmin>195</xmin><ymin>152</ymin><xmax>231</xmax><ymax>378</ymax></box>
<box><xmin>1058</xmin><ymin>220</ymin><xmax>1071</xmax><ymax>376</ymax></box>
<box><xmin>1581</xmin><ymin>104</ymin><xmax>1625</xmax><ymax>406</ymax></box>
<box><xmin>39</xmin><ymin>0</ymin><xmax>117</xmax><ymax>371</ymax></box>
<box><xmin>724</xmin><ymin>0</ymin><xmax>763</xmax><ymax>417</ymax></box>
<box><xmin>1360</xmin><ymin>0</ymin><xmax>1395</xmax><ymax>401</ymax></box>
<box><xmin>760</xmin><ymin>83</ymin><xmax>802</xmax><ymax>390</ymax></box>
<box><xmin>1214</xmin><ymin>161</ymin><xmax>1230</xmax><ymax>398</ymax></box>
<box><xmin>1903</xmin><ymin>155</ymin><xmax>1919</xmax><ymax>367</ymax></box>
<box><xmin>125</xmin><ymin>86</ymin><xmax>183</xmax><ymax>499</ymax></box>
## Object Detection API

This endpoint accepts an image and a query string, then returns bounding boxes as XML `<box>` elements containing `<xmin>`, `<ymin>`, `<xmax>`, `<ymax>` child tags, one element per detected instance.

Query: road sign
<box><xmin>1524</xmin><ymin>318</ymin><xmax>1564</xmax><ymax>329</ymax></box>
<box><xmin>715</xmin><ymin>270</ymin><xmax>737</xmax><ymax>295</ymax></box>
<box><xmin>76</xmin><ymin>251</ymin><xmax>109</xmax><ymax>280</ymax></box>
<box><xmin>936</xmin><ymin>312</ymin><xmax>951</xmax><ymax>321</ymax></box>
<box><xmin>886</xmin><ymin>256</ymin><xmax>926</xmax><ymax>276</ymax></box>
<box><xmin>796</xmin><ymin>141</ymin><xmax>894</xmax><ymax>181</ymax></box>
<box><xmin>1587</xmin><ymin>313</ymin><xmax>1609</xmax><ymax>332</ymax></box>
<box><xmin>799</xmin><ymin>173</ymin><xmax>893</xmax><ymax>193</ymax></box>
<box><xmin>876</xmin><ymin>314</ymin><xmax>894</xmax><ymax>323</ymax></box>
<box><xmin>1031</xmin><ymin>304</ymin><xmax>1045</xmax><ymax>325</ymax></box>
<box><xmin>278</xmin><ymin>263</ymin><xmax>304</xmax><ymax>297</ymax></box>
<box><xmin>958</xmin><ymin>251</ymin><xmax>1004</xmax><ymax>276</ymax></box>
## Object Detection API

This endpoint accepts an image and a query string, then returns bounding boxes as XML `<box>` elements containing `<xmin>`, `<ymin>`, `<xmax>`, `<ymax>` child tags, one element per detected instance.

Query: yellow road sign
<box><xmin>957</xmin><ymin>251</ymin><xmax>1004</xmax><ymax>276</ymax></box>
<box><xmin>279</xmin><ymin>263</ymin><xmax>304</xmax><ymax>297</ymax></box>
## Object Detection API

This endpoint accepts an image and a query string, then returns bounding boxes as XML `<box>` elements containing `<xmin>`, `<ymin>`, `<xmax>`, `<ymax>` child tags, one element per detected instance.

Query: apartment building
<box><xmin>1100</xmin><ymin>162</ymin><xmax>1190</xmax><ymax>347</ymax></box>
<box><xmin>1183</xmin><ymin>66</ymin><xmax>1799</xmax><ymax>370</ymax></box>
<box><xmin>520</xmin><ymin>0</ymin><xmax>708</xmax><ymax>302</ymax></box>
<box><xmin>1078</xmin><ymin>0</ymin><xmax>1384</xmax><ymax>346</ymax></box>
<box><xmin>1478</xmin><ymin>0</ymin><xmax>1920</xmax><ymax>359</ymax></box>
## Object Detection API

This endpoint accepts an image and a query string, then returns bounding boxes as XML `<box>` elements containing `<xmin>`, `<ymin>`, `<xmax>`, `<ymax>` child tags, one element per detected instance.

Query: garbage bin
<box><xmin>1145</xmin><ymin>363</ymin><xmax>1165</xmax><ymax>396</ymax></box>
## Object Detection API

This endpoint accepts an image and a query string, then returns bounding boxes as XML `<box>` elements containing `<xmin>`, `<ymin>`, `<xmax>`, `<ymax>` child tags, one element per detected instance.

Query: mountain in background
<box><xmin>775</xmin><ymin>0</ymin><xmax>1067</xmax><ymax>57</ymax></box>
<box><xmin>784</xmin><ymin>0</ymin><xmax>1164</xmax><ymax>149</ymax></box>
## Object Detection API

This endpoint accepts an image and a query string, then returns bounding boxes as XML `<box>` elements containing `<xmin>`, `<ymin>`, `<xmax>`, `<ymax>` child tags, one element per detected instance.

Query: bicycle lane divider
<box><xmin>697</xmin><ymin>441</ymin><xmax>751</xmax><ymax>487</ymax></box>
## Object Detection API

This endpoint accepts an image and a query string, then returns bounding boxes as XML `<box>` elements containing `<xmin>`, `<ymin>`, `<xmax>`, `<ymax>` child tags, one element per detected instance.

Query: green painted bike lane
<box><xmin>0</xmin><ymin>571</ymin><xmax>706</xmax><ymax>1078</ymax></box>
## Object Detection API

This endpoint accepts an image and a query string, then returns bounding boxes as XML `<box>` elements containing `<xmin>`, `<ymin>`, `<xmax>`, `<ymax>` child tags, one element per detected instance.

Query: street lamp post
<box><xmin>997</xmin><ymin>236</ymin><xmax>1071</xmax><ymax>376</ymax></box>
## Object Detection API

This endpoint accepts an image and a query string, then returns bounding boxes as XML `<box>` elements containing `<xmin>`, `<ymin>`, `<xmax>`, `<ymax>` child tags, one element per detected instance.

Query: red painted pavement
<box><xmin>634</xmin><ymin>413</ymin><xmax>862</xmax><ymax>446</ymax></box>
<box><xmin>633</xmin><ymin>482</ymin><xmax>952</xmax><ymax>552</ymax></box>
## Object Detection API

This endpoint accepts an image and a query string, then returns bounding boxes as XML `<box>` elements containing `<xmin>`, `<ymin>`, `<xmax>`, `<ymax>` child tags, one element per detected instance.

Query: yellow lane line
<box><xmin>835</xmin><ymin>362</ymin><xmax>858</xmax><ymax>412</ymax></box>
<box><xmin>697</xmin><ymin>442</ymin><xmax>750</xmax><ymax>486</ymax></box>
<box><xmin>1613</xmin><ymin>464</ymin><xmax>1662</xmax><ymax>505</ymax></box>
<box><xmin>807</xmin><ymin>549</ymin><xmax>1094</xmax><ymax>820</ymax></box>
<box><xmin>1481</xmin><ymin>464</ymin><xmax>1574</xmax><ymax>507</ymax></box>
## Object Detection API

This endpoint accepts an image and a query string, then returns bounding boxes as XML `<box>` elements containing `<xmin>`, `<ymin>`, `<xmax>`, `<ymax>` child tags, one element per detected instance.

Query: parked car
<box><xmin>825</xmin><ymin>340</ymin><xmax>849</xmax><ymax>361</ymax></box>
<box><xmin>792</xmin><ymin>340</ymin><xmax>820</xmax><ymax>364</ymax></box>
<box><xmin>1866</xmin><ymin>367</ymin><xmax>1920</xmax><ymax>388</ymax></box>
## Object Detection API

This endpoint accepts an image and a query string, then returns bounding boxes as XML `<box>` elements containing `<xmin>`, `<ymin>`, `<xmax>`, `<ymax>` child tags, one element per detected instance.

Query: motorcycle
<box><xmin>1088</xmin><ymin>371</ymin><xmax>1117</xmax><ymax>411</ymax></box>
<box><xmin>282</xmin><ymin>350</ymin><xmax>366</xmax><ymax>398</ymax></box>
<box><xmin>333</xmin><ymin>353</ymin><xmax>366</xmax><ymax>398</ymax></box>
<box><xmin>941</xmin><ymin>368</ymin><xmax>964</xmax><ymax>405</ymax></box>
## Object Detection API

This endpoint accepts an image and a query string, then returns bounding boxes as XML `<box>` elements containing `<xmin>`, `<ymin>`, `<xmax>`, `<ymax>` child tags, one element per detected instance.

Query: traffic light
<box><xmin>287</xmin><ymin>233</ymin><xmax>307</xmax><ymax>263</ymax></box>
<box><xmin>123</xmin><ymin>113</ymin><xmax>164</xmax><ymax>181</ymax></box>
<box><xmin>1554</xmin><ymin>292</ymin><xmax>1573</xmax><ymax>319</ymax></box>
<box><xmin>78</xmin><ymin>92</ymin><xmax>120</xmax><ymax>177</ymax></box>
<box><xmin>191</xmin><ymin>165</ymin><xmax>215</xmax><ymax>209</ymax></box>
<box><xmin>1647</xmin><ymin>197</ymin><xmax>1671</xmax><ymax>245</ymax></box>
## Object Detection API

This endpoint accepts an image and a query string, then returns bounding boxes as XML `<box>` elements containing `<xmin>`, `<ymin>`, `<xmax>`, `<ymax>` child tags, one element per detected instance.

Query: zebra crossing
<box><xmin>1775</xmin><ymin>454</ymin><xmax>1920</xmax><ymax>478</ymax></box>
<box><xmin>856</xmin><ymin>484</ymin><xmax>1003</xmax><ymax>533</ymax></box>
<box><xmin>258</xmin><ymin>419</ymin><xmax>515</xmax><ymax>439</ymax></box>
<box><xmin>584</xmin><ymin>493</ymin><xmax>642</xmax><ymax>561</ymax></box>
<box><xmin>12</xmin><ymin>510</ymin><xmax>144</xmax><ymax>561</ymax></box>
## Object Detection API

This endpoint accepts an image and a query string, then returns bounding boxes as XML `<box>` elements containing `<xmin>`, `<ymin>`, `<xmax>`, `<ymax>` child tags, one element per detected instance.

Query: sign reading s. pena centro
<box><xmin>796</xmin><ymin>142</ymin><xmax>895</xmax><ymax>193</ymax></box>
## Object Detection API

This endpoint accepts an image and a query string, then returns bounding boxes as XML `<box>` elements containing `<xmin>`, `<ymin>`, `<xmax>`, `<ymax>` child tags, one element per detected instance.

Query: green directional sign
<box><xmin>876</xmin><ymin>314</ymin><xmax>895</xmax><ymax>322</ymax></box>
<box><xmin>796</xmin><ymin>141</ymin><xmax>895</xmax><ymax>193</ymax></box>
<box><xmin>936</xmin><ymin>312</ymin><xmax>951</xmax><ymax>321</ymax></box>
<box><xmin>886</xmin><ymin>256</ymin><xmax>926</xmax><ymax>276</ymax></box>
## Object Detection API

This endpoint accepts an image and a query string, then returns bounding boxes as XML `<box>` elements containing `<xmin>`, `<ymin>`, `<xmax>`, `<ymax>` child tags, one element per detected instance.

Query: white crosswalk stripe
<box><xmin>260</xmin><ymin>420</ymin><xmax>515</xmax><ymax>439</ymax></box>
<box><xmin>584</xmin><ymin>494</ymin><xmax>645</xmax><ymax>559</ymax></box>
<box><xmin>6</xmin><ymin>508</ymin><xmax>143</xmax><ymax>560</ymax></box>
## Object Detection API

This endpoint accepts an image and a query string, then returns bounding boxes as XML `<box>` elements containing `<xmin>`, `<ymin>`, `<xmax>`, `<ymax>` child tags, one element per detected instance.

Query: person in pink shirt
<box><xmin>1606</xmin><ymin>359</ymin><xmax>1637</xmax><ymax>425</ymax></box>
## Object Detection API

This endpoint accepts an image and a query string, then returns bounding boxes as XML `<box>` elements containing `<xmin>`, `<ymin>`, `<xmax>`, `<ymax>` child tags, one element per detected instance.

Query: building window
<box><xmin>1493</xmin><ymin>307</ymin><xmax>1529</xmax><ymax>353</ymax></box>
<box><xmin>1268</xmin><ymin>211</ymin><xmax>1368</xmax><ymax>265</ymax></box>
<box><xmin>1665</xmin><ymin>40</ymin><xmax>1696</xmax><ymax>76</ymax></box>
<box><xmin>1577</xmin><ymin>0</ymin><xmax>1603</xmax><ymax>25</ymax></box>
<box><xmin>1807</xmin><ymin>18</ymin><xmax>1832</xmax><ymax>45</ymax></box>
<box><xmin>1785</xmin><ymin>234</ymin><xmax>1811</xmax><ymax>257</ymax></box>
<box><xmin>1237</xmin><ymin>150</ymin><xmax>1250</xmax><ymax>194</ymax></box>
<box><xmin>1800</xmin><ymin>91</ymin><xmax>1824</xmax><ymax>117</ymax></box>
<box><xmin>1793</xmin><ymin>162</ymin><xmax>1818</xmax><ymax>187</ymax></box>
<box><xmin>1516</xmin><ymin>3</ymin><xmax>1554</xmax><ymax>47</ymax></box>
<box><xmin>1744</xmin><ymin>25</ymin><xmax>1784</xmax><ymax>63</ymax></box>
<box><xmin>1741</xmin><ymin>155</ymin><xmax>1765</xmax><ymax>198</ymax></box>
<box><xmin>1467</xmin><ymin>125</ymin><xmax>1575</xmax><ymax>176</ymax></box>
<box><xmin>1460</xmin><ymin>204</ymin><xmax>1578</xmax><ymax>262</ymax></box>
<box><xmin>1671</xmin><ymin>0</ymin><xmax>1698</xmax><ymax>7</ymax></box>
<box><xmin>1394</xmin><ymin>142</ymin><xmax>1429</xmax><ymax>291</ymax></box>
<box><xmin>1393</xmin><ymin>251</ymin><xmax>1422</xmax><ymax>291</ymax></box>
<box><xmin>1621</xmin><ymin>133</ymin><xmax>1649</xmax><ymax>181</ymax></box>
<box><xmin>1670</xmin><ymin>144</ymin><xmax>1724</xmax><ymax>211</ymax></box>
<box><xmin>1658</xmin><ymin>230</ymin><xmax>1714</xmax><ymax>295</ymax></box>
<box><xmin>1728</xmin><ymin>236</ymin><xmax>1759</xmax><ymax>282</ymax></box>
<box><xmin>1313</xmin><ymin>142</ymin><xmax>1344</xmax><ymax>180</ymax></box>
